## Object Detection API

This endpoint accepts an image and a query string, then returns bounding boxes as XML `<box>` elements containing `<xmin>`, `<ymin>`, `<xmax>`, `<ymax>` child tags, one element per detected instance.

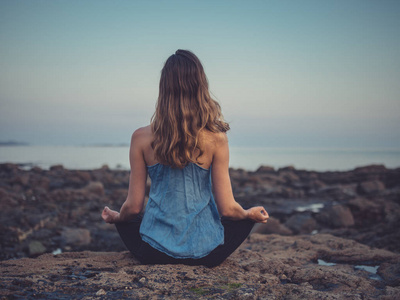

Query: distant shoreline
<box><xmin>0</xmin><ymin>141</ymin><xmax>29</xmax><ymax>146</ymax></box>
<box><xmin>1</xmin><ymin>162</ymin><xmax>398</xmax><ymax>174</ymax></box>
<box><xmin>1</xmin><ymin>145</ymin><xmax>399</xmax><ymax>172</ymax></box>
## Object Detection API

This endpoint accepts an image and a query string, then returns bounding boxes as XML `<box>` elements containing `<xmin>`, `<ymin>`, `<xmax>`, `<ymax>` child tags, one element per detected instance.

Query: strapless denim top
<box><xmin>139</xmin><ymin>163</ymin><xmax>224</xmax><ymax>259</ymax></box>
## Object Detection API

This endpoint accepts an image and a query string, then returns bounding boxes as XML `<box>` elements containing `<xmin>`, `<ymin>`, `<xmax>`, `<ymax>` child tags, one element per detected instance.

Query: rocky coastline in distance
<box><xmin>1</xmin><ymin>163</ymin><xmax>399</xmax><ymax>299</ymax></box>
<box><xmin>0</xmin><ymin>140</ymin><xmax>29</xmax><ymax>146</ymax></box>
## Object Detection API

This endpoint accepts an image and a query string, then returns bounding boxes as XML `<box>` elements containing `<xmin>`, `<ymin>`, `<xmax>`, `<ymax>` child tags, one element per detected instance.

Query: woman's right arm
<box><xmin>102</xmin><ymin>128</ymin><xmax>148</xmax><ymax>223</ymax></box>
<box><xmin>211</xmin><ymin>133</ymin><xmax>269</xmax><ymax>223</ymax></box>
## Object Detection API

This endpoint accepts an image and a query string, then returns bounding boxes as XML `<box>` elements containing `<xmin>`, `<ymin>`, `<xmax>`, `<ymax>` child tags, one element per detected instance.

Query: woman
<box><xmin>102</xmin><ymin>50</ymin><xmax>269</xmax><ymax>267</ymax></box>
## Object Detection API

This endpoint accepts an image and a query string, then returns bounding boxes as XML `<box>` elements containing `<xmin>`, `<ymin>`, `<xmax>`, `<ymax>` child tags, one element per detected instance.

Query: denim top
<box><xmin>139</xmin><ymin>163</ymin><xmax>224</xmax><ymax>259</ymax></box>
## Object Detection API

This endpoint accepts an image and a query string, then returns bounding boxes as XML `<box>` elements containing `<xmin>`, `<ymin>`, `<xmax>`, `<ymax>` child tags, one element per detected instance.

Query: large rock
<box><xmin>379</xmin><ymin>261</ymin><xmax>400</xmax><ymax>286</ymax></box>
<box><xmin>49</xmin><ymin>164</ymin><xmax>64</xmax><ymax>172</ymax></box>
<box><xmin>347</xmin><ymin>197</ymin><xmax>383</xmax><ymax>226</ymax></box>
<box><xmin>28</xmin><ymin>240</ymin><xmax>46</xmax><ymax>257</ymax></box>
<box><xmin>11</xmin><ymin>174</ymin><xmax>30</xmax><ymax>187</ymax></box>
<box><xmin>61</xmin><ymin>228</ymin><xmax>91</xmax><ymax>246</ymax></box>
<box><xmin>278</xmin><ymin>169</ymin><xmax>300</xmax><ymax>184</ymax></box>
<box><xmin>0</xmin><ymin>163</ymin><xmax>20</xmax><ymax>173</ymax></box>
<box><xmin>315</xmin><ymin>184</ymin><xmax>357</xmax><ymax>200</ymax></box>
<box><xmin>255</xmin><ymin>166</ymin><xmax>275</xmax><ymax>173</ymax></box>
<box><xmin>285</xmin><ymin>213</ymin><xmax>318</xmax><ymax>234</ymax></box>
<box><xmin>80</xmin><ymin>181</ymin><xmax>105</xmax><ymax>196</ymax></box>
<box><xmin>252</xmin><ymin>217</ymin><xmax>293</xmax><ymax>235</ymax></box>
<box><xmin>354</xmin><ymin>164</ymin><xmax>388</xmax><ymax>178</ymax></box>
<box><xmin>316</xmin><ymin>205</ymin><xmax>355</xmax><ymax>228</ymax></box>
<box><xmin>358</xmin><ymin>180</ymin><xmax>386</xmax><ymax>195</ymax></box>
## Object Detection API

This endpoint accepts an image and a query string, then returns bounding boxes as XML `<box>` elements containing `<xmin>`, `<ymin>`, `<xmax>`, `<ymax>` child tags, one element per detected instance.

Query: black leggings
<box><xmin>115</xmin><ymin>216</ymin><xmax>254</xmax><ymax>268</ymax></box>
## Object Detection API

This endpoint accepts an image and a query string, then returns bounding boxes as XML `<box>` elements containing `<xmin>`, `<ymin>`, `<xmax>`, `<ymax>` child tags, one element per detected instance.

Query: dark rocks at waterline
<box><xmin>0</xmin><ymin>163</ymin><xmax>129</xmax><ymax>260</ymax></box>
<box><xmin>231</xmin><ymin>164</ymin><xmax>400</xmax><ymax>251</ymax></box>
<box><xmin>0</xmin><ymin>163</ymin><xmax>399</xmax><ymax>261</ymax></box>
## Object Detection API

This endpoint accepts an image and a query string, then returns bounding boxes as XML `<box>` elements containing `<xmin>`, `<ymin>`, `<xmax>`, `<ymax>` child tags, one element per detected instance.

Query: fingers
<box><xmin>259</xmin><ymin>207</ymin><xmax>269</xmax><ymax>217</ymax></box>
<box><xmin>255</xmin><ymin>206</ymin><xmax>269</xmax><ymax>223</ymax></box>
<box><xmin>101</xmin><ymin>207</ymin><xmax>108</xmax><ymax>216</ymax></box>
<box><xmin>101</xmin><ymin>206</ymin><xmax>112</xmax><ymax>223</ymax></box>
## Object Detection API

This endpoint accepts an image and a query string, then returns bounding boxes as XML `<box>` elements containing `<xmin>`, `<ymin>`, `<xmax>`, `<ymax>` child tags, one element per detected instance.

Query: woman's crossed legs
<box><xmin>115</xmin><ymin>216</ymin><xmax>254</xmax><ymax>267</ymax></box>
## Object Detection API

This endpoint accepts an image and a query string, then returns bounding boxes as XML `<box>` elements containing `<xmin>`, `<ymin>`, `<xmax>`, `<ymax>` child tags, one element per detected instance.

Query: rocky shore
<box><xmin>0</xmin><ymin>163</ymin><xmax>399</xmax><ymax>298</ymax></box>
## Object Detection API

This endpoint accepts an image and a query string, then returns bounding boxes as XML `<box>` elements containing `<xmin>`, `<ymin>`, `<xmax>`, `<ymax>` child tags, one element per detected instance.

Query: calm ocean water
<box><xmin>0</xmin><ymin>145</ymin><xmax>399</xmax><ymax>171</ymax></box>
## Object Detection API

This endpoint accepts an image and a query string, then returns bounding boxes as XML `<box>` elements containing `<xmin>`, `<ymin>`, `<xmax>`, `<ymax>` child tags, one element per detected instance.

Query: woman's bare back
<box><xmin>138</xmin><ymin>125</ymin><xmax>225</xmax><ymax>170</ymax></box>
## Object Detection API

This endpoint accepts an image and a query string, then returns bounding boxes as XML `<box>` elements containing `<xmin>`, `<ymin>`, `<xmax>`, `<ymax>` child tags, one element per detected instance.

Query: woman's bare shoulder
<box><xmin>131</xmin><ymin>125</ymin><xmax>153</xmax><ymax>144</ymax></box>
<box><xmin>202</xmin><ymin>130</ymin><xmax>228</xmax><ymax>145</ymax></box>
<box><xmin>132</xmin><ymin>125</ymin><xmax>152</xmax><ymax>137</ymax></box>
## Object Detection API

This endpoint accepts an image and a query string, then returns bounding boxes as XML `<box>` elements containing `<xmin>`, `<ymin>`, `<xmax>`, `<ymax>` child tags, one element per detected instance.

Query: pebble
<box><xmin>96</xmin><ymin>289</ymin><xmax>106</xmax><ymax>296</ymax></box>
<box><xmin>139</xmin><ymin>277</ymin><xmax>146</xmax><ymax>283</ymax></box>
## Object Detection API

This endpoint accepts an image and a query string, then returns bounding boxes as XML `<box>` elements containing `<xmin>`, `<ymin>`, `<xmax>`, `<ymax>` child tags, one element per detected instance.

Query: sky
<box><xmin>1</xmin><ymin>0</ymin><xmax>399</xmax><ymax>148</ymax></box>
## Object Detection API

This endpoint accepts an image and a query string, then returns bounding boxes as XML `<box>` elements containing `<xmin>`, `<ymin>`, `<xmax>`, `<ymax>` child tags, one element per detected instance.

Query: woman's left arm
<box><xmin>102</xmin><ymin>129</ymin><xmax>148</xmax><ymax>223</ymax></box>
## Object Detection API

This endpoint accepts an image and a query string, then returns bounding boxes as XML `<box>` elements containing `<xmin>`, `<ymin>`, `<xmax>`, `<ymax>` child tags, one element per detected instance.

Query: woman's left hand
<box><xmin>101</xmin><ymin>206</ymin><xmax>120</xmax><ymax>224</ymax></box>
<box><xmin>246</xmin><ymin>206</ymin><xmax>269</xmax><ymax>223</ymax></box>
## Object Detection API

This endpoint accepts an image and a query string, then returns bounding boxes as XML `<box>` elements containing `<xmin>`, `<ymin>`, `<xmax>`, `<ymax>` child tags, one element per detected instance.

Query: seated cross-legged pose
<box><xmin>102</xmin><ymin>49</ymin><xmax>269</xmax><ymax>267</ymax></box>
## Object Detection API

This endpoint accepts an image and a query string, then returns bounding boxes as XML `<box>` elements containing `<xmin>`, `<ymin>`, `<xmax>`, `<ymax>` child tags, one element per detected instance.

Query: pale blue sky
<box><xmin>1</xmin><ymin>0</ymin><xmax>399</xmax><ymax>148</ymax></box>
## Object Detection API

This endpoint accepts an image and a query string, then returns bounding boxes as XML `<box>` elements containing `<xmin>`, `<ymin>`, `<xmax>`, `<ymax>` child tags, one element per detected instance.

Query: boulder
<box><xmin>49</xmin><ymin>164</ymin><xmax>64</xmax><ymax>172</ymax></box>
<box><xmin>383</xmin><ymin>201</ymin><xmax>400</xmax><ymax>224</ymax></box>
<box><xmin>354</xmin><ymin>164</ymin><xmax>387</xmax><ymax>175</ymax></box>
<box><xmin>252</xmin><ymin>217</ymin><xmax>293</xmax><ymax>235</ymax></box>
<box><xmin>316</xmin><ymin>205</ymin><xmax>355</xmax><ymax>228</ymax></box>
<box><xmin>28</xmin><ymin>240</ymin><xmax>46</xmax><ymax>256</ymax></box>
<box><xmin>378</xmin><ymin>261</ymin><xmax>400</xmax><ymax>286</ymax></box>
<box><xmin>347</xmin><ymin>197</ymin><xmax>383</xmax><ymax>226</ymax></box>
<box><xmin>315</xmin><ymin>184</ymin><xmax>356</xmax><ymax>200</ymax></box>
<box><xmin>61</xmin><ymin>228</ymin><xmax>91</xmax><ymax>246</ymax></box>
<box><xmin>357</xmin><ymin>180</ymin><xmax>385</xmax><ymax>195</ymax></box>
<box><xmin>32</xmin><ymin>176</ymin><xmax>50</xmax><ymax>191</ymax></box>
<box><xmin>278</xmin><ymin>170</ymin><xmax>300</xmax><ymax>184</ymax></box>
<box><xmin>80</xmin><ymin>181</ymin><xmax>105</xmax><ymax>196</ymax></box>
<box><xmin>31</xmin><ymin>166</ymin><xmax>43</xmax><ymax>173</ymax></box>
<box><xmin>285</xmin><ymin>213</ymin><xmax>318</xmax><ymax>234</ymax></box>
<box><xmin>11</xmin><ymin>174</ymin><xmax>30</xmax><ymax>187</ymax></box>
<box><xmin>75</xmin><ymin>170</ymin><xmax>91</xmax><ymax>182</ymax></box>
<box><xmin>278</xmin><ymin>166</ymin><xmax>296</xmax><ymax>172</ymax></box>
<box><xmin>255</xmin><ymin>166</ymin><xmax>275</xmax><ymax>173</ymax></box>
<box><xmin>0</xmin><ymin>163</ymin><xmax>20</xmax><ymax>174</ymax></box>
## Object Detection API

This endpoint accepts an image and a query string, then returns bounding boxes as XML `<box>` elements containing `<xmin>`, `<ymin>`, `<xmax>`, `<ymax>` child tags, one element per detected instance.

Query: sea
<box><xmin>1</xmin><ymin>145</ymin><xmax>399</xmax><ymax>172</ymax></box>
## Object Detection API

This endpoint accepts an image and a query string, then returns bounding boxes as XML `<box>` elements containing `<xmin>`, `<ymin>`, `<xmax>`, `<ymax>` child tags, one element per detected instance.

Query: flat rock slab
<box><xmin>1</xmin><ymin>234</ymin><xmax>399</xmax><ymax>299</ymax></box>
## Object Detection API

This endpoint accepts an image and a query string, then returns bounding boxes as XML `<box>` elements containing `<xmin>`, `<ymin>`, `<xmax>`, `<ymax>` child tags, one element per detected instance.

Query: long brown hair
<box><xmin>151</xmin><ymin>49</ymin><xmax>229</xmax><ymax>169</ymax></box>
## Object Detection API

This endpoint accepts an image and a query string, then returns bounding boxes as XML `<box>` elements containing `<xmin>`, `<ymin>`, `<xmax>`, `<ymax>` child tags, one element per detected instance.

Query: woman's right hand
<box><xmin>246</xmin><ymin>206</ymin><xmax>269</xmax><ymax>223</ymax></box>
<box><xmin>101</xmin><ymin>206</ymin><xmax>120</xmax><ymax>224</ymax></box>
